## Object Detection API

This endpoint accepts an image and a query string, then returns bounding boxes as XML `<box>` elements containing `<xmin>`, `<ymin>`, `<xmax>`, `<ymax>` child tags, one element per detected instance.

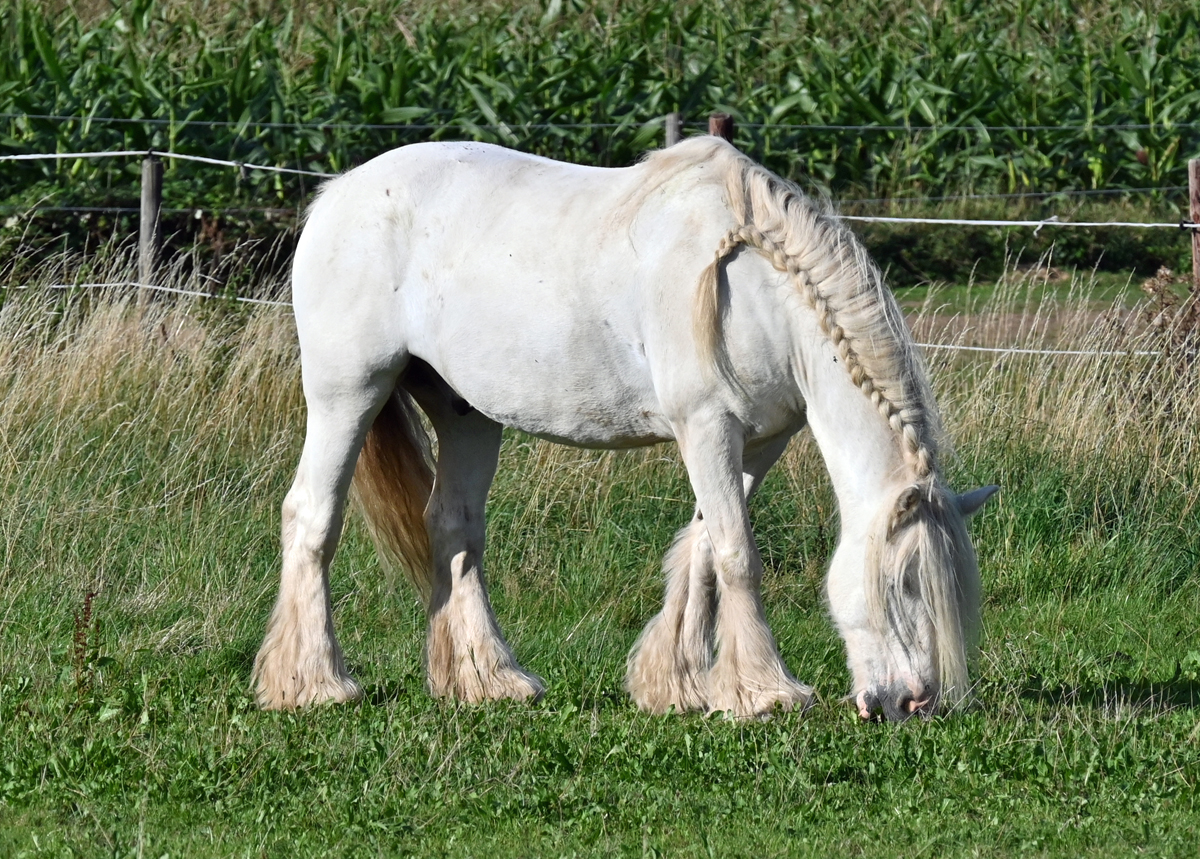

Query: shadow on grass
<box><xmin>1021</xmin><ymin>673</ymin><xmax>1200</xmax><ymax>711</ymax></box>
<box><xmin>366</xmin><ymin>680</ymin><xmax>420</xmax><ymax>706</ymax></box>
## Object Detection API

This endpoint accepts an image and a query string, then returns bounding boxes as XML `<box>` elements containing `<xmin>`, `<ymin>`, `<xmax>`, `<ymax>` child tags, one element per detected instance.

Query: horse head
<box><xmin>836</xmin><ymin>482</ymin><xmax>997</xmax><ymax>721</ymax></box>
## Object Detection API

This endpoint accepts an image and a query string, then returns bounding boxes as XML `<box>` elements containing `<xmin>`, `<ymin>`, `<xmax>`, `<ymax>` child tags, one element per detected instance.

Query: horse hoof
<box><xmin>431</xmin><ymin>665</ymin><xmax>545</xmax><ymax>704</ymax></box>
<box><xmin>254</xmin><ymin>671</ymin><xmax>364</xmax><ymax>711</ymax></box>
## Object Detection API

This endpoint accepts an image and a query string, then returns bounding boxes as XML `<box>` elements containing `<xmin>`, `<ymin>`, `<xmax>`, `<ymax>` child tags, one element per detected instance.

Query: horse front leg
<box><xmin>626</xmin><ymin>433</ymin><xmax>795</xmax><ymax>714</ymax></box>
<box><xmin>413</xmin><ymin>393</ymin><xmax>543</xmax><ymax>703</ymax></box>
<box><xmin>678</xmin><ymin>415</ymin><xmax>812</xmax><ymax>718</ymax></box>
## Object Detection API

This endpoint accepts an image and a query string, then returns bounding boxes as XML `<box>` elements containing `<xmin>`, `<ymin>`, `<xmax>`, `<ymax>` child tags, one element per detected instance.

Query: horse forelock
<box><xmin>865</xmin><ymin>484</ymin><xmax>980</xmax><ymax>705</ymax></box>
<box><xmin>684</xmin><ymin>138</ymin><xmax>945</xmax><ymax>479</ymax></box>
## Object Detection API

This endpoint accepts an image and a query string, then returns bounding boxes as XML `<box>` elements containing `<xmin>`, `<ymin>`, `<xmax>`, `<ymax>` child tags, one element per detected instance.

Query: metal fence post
<box><xmin>1189</xmin><ymin>158</ymin><xmax>1200</xmax><ymax>288</ymax></box>
<box><xmin>665</xmin><ymin>112</ymin><xmax>682</xmax><ymax>147</ymax></box>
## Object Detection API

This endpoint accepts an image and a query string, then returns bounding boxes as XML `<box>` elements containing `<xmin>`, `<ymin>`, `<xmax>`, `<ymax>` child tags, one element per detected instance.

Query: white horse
<box><xmin>252</xmin><ymin>137</ymin><xmax>997</xmax><ymax>721</ymax></box>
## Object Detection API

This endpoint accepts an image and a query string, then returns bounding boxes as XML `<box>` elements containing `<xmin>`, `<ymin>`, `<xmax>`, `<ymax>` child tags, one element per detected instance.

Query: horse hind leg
<box><xmin>253</xmin><ymin>372</ymin><xmax>396</xmax><ymax>710</ymax></box>
<box><xmin>405</xmin><ymin>366</ymin><xmax>543</xmax><ymax>703</ymax></box>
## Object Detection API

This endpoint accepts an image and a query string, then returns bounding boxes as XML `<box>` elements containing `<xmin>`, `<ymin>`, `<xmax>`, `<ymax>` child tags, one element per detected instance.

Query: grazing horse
<box><xmin>252</xmin><ymin>137</ymin><xmax>997</xmax><ymax>721</ymax></box>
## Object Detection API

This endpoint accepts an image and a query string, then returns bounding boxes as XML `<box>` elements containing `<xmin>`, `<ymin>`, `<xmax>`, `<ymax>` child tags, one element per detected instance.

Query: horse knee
<box><xmin>282</xmin><ymin>490</ymin><xmax>343</xmax><ymax>566</ymax></box>
<box><xmin>711</xmin><ymin>544</ymin><xmax>761</xmax><ymax>588</ymax></box>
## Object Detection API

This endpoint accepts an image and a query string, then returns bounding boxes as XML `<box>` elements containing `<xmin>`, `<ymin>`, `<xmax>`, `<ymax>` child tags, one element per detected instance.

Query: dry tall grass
<box><xmin>916</xmin><ymin>268</ymin><xmax>1198</xmax><ymax>519</ymax></box>
<box><xmin>0</xmin><ymin>252</ymin><xmax>302</xmax><ymax>667</ymax></box>
<box><xmin>0</xmin><ymin>256</ymin><xmax>1195</xmax><ymax>682</ymax></box>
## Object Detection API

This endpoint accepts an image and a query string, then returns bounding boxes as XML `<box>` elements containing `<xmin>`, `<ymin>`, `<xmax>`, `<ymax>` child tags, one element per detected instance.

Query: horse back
<box><xmin>293</xmin><ymin>142</ymin><xmax>793</xmax><ymax>447</ymax></box>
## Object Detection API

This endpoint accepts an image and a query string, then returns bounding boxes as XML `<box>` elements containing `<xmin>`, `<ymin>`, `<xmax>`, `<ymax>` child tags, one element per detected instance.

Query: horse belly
<box><xmin>423</xmin><ymin>314</ymin><xmax>674</xmax><ymax>448</ymax></box>
<box><xmin>450</xmin><ymin>365</ymin><xmax>673</xmax><ymax>448</ymax></box>
<box><xmin>506</xmin><ymin>391</ymin><xmax>674</xmax><ymax>451</ymax></box>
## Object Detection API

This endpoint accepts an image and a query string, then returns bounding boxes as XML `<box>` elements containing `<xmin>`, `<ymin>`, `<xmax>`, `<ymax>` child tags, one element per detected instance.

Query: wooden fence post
<box><xmin>1189</xmin><ymin>158</ymin><xmax>1200</xmax><ymax>288</ymax></box>
<box><xmin>139</xmin><ymin>153</ymin><xmax>163</xmax><ymax>296</ymax></box>
<box><xmin>665</xmin><ymin>112</ymin><xmax>682</xmax><ymax>147</ymax></box>
<box><xmin>708</xmin><ymin>112</ymin><xmax>734</xmax><ymax>143</ymax></box>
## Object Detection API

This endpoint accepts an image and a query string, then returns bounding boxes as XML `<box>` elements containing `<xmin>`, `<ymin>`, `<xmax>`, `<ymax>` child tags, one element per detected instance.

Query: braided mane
<box><xmin>664</xmin><ymin>138</ymin><xmax>942</xmax><ymax>481</ymax></box>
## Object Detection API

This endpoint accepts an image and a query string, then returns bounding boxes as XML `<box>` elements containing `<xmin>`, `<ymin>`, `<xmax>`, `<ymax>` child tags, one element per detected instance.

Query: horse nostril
<box><xmin>858</xmin><ymin>691</ymin><xmax>883</xmax><ymax>720</ymax></box>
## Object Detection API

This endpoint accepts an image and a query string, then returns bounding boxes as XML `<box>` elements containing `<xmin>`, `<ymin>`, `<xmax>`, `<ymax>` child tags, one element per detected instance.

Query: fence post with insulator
<box><xmin>139</xmin><ymin>153</ymin><xmax>163</xmax><ymax>298</ymax></box>
<box><xmin>665</xmin><ymin>112</ymin><xmax>682</xmax><ymax>147</ymax></box>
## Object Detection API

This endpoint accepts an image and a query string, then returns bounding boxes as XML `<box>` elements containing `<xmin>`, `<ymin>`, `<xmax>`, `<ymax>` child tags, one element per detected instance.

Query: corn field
<box><xmin>2</xmin><ymin>0</ymin><xmax>1200</xmax><ymax>213</ymax></box>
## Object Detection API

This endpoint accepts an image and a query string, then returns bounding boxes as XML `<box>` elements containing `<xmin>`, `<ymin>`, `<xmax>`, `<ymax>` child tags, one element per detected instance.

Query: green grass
<box><xmin>0</xmin><ymin>256</ymin><xmax>1198</xmax><ymax>856</ymax></box>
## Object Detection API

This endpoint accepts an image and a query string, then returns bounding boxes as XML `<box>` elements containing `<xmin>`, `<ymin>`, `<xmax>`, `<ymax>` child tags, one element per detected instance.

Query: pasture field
<box><xmin>4</xmin><ymin>2</ymin><xmax>1199</xmax><ymax>854</ymax></box>
<box><xmin>0</xmin><ymin>249</ymin><xmax>1197</xmax><ymax>857</ymax></box>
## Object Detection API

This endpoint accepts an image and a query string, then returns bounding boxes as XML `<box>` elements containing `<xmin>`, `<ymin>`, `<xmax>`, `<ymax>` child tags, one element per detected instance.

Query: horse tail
<box><xmin>351</xmin><ymin>388</ymin><xmax>436</xmax><ymax>603</ymax></box>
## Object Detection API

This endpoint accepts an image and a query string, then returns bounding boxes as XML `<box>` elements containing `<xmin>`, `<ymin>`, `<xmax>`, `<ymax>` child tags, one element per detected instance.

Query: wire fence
<box><xmin>839</xmin><ymin>186</ymin><xmax>1191</xmax><ymax>205</ymax></box>
<box><xmin>0</xmin><ymin>149</ymin><xmax>328</xmax><ymax>177</ymax></box>
<box><xmin>5</xmin><ymin>186</ymin><xmax>1191</xmax><ymax>217</ymax></box>
<box><xmin>4</xmin><ymin>148</ymin><xmax>1195</xmax><ymax>229</ymax></box>
<box><xmin>8</xmin><ymin>112</ymin><xmax>1200</xmax><ymax>133</ymax></box>
<box><xmin>2</xmin><ymin>143</ymin><xmax>1197</xmax><ymax>359</ymax></box>
<box><xmin>8</xmin><ymin>112</ymin><xmax>1199</xmax><ymax>207</ymax></box>
<box><xmin>841</xmin><ymin>215</ymin><xmax>1196</xmax><ymax>230</ymax></box>
<box><xmin>0</xmin><ymin>205</ymin><xmax>296</xmax><ymax>216</ymax></box>
<box><xmin>2</xmin><ymin>280</ymin><xmax>290</xmax><ymax>308</ymax></box>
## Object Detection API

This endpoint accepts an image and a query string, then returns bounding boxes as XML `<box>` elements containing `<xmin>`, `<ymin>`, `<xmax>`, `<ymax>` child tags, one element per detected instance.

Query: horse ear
<box><xmin>888</xmin><ymin>484</ymin><xmax>923</xmax><ymax>536</ymax></box>
<box><xmin>956</xmin><ymin>485</ymin><xmax>999</xmax><ymax>517</ymax></box>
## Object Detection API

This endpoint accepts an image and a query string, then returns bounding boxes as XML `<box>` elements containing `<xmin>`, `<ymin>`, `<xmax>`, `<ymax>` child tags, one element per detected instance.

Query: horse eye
<box><xmin>902</xmin><ymin>572</ymin><xmax>920</xmax><ymax>599</ymax></box>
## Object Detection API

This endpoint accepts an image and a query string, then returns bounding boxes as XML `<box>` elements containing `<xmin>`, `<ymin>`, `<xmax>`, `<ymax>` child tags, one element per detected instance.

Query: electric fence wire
<box><xmin>2</xmin><ymin>146</ymin><xmax>1197</xmax><ymax>354</ymax></box>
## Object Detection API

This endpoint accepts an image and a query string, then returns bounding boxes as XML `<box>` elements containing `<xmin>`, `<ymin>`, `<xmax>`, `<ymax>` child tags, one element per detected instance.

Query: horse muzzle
<box><xmin>857</xmin><ymin>684</ymin><xmax>938</xmax><ymax>722</ymax></box>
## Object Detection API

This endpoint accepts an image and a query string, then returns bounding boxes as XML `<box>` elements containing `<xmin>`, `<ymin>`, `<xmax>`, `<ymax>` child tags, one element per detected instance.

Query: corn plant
<box><xmin>2</xmin><ymin>0</ymin><xmax>1198</xmax><ymax>210</ymax></box>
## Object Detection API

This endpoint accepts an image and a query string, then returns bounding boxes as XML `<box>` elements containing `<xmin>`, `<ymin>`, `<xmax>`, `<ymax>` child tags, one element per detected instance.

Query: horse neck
<box><xmin>791</xmin><ymin>321</ymin><xmax>915</xmax><ymax>526</ymax></box>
